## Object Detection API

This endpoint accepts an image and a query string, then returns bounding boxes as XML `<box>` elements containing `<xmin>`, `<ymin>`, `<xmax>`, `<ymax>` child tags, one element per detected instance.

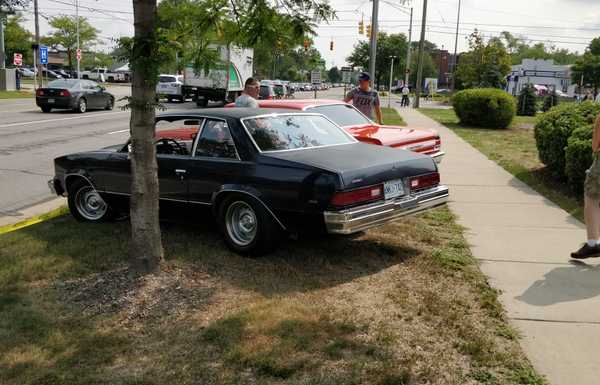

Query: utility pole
<box><xmin>450</xmin><ymin>0</ymin><xmax>461</xmax><ymax>92</ymax></box>
<box><xmin>34</xmin><ymin>0</ymin><xmax>42</xmax><ymax>88</ymax></box>
<box><xmin>368</xmin><ymin>0</ymin><xmax>379</xmax><ymax>89</ymax></box>
<box><xmin>404</xmin><ymin>7</ymin><xmax>413</xmax><ymax>87</ymax></box>
<box><xmin>76</xmin><ymin>0</ymin><xmax>80</xmax><ymax>78</ymax></box>
<box><xmin>414</xmin><ymin>0</ymin><xmax>428</xmax><ymax>108</ymax></box>
<box><xmin>0</xmin><ymin>12</ymin><xmax>5</xmax><ymax>70</ymax></box>
<box><xmin>388</xmin><ymin>56</ymin><xmax>396</xmax><ymax>107</ymax></box>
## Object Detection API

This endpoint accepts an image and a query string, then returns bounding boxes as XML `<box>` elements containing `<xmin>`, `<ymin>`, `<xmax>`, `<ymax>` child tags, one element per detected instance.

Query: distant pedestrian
<box><xmin>343</xmin><ymin>72</ymin><xmax>383</xmax><ymax>124</ymax></box>
<box><xmin>234</xmin><ymin>77</ymin><xmax>260</xmax><ymax>108</ymax></box>
<box><xmin>572</xmin><ymin>113</ymin><xmax>600</xmax><ymax>258</ymax></box>
<box><xmin>401</xmin><ymin>84</ymin><xmax>410</xmax><ymax>107</ymax></box>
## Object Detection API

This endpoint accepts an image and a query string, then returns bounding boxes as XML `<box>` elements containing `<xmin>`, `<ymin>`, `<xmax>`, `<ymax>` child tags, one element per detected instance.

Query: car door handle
<box><xmin>175</xmin><ymin>169</ymin><xmax>187</xmax><ymax>180</ymax></box>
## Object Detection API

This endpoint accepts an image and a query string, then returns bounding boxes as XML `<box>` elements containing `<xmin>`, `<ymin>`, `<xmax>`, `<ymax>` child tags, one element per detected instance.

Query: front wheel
<box><xmin>218</xmin><ymin>195</ymin><xmax>281</xmax><ymax>256</ymax></box>
<box><xmin>105</xmin><ymin>97</ymin><xmax>114</xmax><ymax>110</ymax></box>
<box><xmin>67</xmin><ymin>179</ymin><xmax>113</xmax><ymax>222</ymax></box>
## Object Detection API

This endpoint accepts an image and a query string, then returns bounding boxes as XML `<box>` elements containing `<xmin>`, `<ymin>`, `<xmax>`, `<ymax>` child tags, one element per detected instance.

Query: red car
<box><xmin>226</xmin><ymin>99</ymin><xmax>444</xmax><ymax>162</ymax></box>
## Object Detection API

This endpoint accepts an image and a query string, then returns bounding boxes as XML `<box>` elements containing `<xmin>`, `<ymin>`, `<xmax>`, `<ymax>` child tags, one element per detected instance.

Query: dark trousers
<box><xmin>401</xmin><ymin>95</ymin><xmax>409</xmax><ymax>106</ymax></box>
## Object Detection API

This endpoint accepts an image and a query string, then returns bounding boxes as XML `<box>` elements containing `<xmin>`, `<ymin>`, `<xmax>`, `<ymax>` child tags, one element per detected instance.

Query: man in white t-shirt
<box><xmin>401</xmin><ymin>84</ymin><xmax>410</xmax><ymax>107</ymax></box>
<box><xmin>234</xmin><ymin>78</ymin><xmax>260</xmax><ymax>108</ymax></box>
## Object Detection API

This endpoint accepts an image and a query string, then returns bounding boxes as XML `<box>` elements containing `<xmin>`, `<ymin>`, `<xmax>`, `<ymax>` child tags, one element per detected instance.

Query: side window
<box><xmin>194</xmin><ymin>119</ymin><xmax>238</xmax><ymax>159</ymax></box>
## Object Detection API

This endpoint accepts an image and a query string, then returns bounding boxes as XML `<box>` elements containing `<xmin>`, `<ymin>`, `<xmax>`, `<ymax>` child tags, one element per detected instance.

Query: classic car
<box><xmin>225</xmin><ymin>99</ymin><xmax>444</xmax><ymax>162</ymax></box>
<box><xmin>49</xmin><ymin>108</ymin><xmax>449</xmax><ymax>255</ymax></box>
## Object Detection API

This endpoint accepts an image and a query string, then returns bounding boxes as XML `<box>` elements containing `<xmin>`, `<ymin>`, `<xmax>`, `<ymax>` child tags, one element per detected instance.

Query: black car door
<box><xmin>186</xmin><ymin>118</ymin><xmax>249</xmax><ymax>204</ymax></box>
<box><xmin>83</xmin><ymin>80</ymin><xmax>102</xmax><ymax>108</ymax></box>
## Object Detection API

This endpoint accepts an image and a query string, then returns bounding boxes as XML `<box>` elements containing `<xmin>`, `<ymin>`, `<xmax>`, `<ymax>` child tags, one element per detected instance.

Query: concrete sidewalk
<box><xmin>398</xmin><ymin>106</ymin><xmax>600</xmax><ymax>385</ymax></box>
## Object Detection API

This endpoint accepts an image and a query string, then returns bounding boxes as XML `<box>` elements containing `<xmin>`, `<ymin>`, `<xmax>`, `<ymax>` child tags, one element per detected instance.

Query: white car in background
<box><xmin>156</xmin><ymin>74</ymin><xmax>185</xmax><ymax>102</ymax></box>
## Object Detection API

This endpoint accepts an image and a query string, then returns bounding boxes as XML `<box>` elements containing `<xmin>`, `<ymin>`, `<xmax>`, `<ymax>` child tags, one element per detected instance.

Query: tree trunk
<box><xmin>129</xmin><ymin>0</ymin><xmax>163</xmax><ymax>274</ymax></box>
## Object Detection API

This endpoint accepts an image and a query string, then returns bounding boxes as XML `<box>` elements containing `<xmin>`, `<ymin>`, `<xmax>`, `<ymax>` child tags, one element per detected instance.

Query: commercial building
<box><xmin>506</xmin><ymin>58</ymin><xmax>575</xmax><ymax>96</ymax></box>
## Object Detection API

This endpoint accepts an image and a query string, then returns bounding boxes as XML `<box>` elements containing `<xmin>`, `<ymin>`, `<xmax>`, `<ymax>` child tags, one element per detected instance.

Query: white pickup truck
<box><xmin>81</xmin><ymin>68</ymin><xmax>129</xmax><ymax>83</ymax></box>
<box><xmin>183</xmin><ymin>45</ymin><xmax>254</xmax><ymax>107</ymax></box>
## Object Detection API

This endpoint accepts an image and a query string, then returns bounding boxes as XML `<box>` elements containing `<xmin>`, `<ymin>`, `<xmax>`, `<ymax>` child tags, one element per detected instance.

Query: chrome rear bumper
<box><xmin>430</xmin><ymin>150</ymin><xmax>445</xmax><ymax>163</ymax></box>
<box><xmin>324</xmin><ymin>185</ymin><xmax>449</xmax><ymax>234</ymax></box>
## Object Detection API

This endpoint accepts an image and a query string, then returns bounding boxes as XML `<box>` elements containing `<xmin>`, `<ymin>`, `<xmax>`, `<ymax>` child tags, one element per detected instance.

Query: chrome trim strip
<box><xmin>64</xmin><ymin>173</ymin><xmax>98</xmax><ymax>194</ymax></box>
<box><xmin>323</xmin><ymin>185</ymin><xmax>449</xmax><ymax>234</ymax></box>
<box><xmin>101</xmin><ymin>190</ymin><xmax>212</xmax><ymax>205</ymax></box>
<box><xmin>213</xmin><ymin>189</ymin><xmax>286</xmax><ymax>230</ymax></box>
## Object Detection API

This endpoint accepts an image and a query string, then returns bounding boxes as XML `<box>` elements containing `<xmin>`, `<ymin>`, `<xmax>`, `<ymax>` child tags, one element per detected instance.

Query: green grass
<box><xmin>419</xmin><ymin>107</ymin><xmax>583</xmax><ymax>221</ymax></box>
<box><xmin>0</xmin><ymin>206</ymin><xmax>544</xmax><ymax>384</ymax></box>
<box><xmin>0</xmin><ymin>90</ymin><xmax>34</xmax><ymax>99</ymax></box>
<box><xmin>381</xmin><ymin>107</ymin><xmax>406</xmax><ymax>126</ymax></box>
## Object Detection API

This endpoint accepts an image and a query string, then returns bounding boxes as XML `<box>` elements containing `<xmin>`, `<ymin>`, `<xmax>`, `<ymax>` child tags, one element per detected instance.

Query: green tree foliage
<box><xmin>327</xmin><ymin>66</ymin><xmax>341</xmax><ymax>83</ymax></box>
<box><xmin>409</xmin><ymin>51</ymin><xmax>437</xmax><ymax>88</ymax></box>
<box><xmin>80</xmin><ymin>52</ymin><xmax>113</xmax><ymax>69</ymax></box>
<box><xmin>253</xmin><ymin>43</ymin><xmax>324</xmax><ymax>80</ymax></box>
<box><xmin>452</xmin><ymin>88</ymin><xmax>516</xmax><ymax>129</ymax></box>
<box><xmin>517</xmin><ymin>84</ymin><xmax>537</xmax><ymax>116</ymax></box>
<box><xmin>455</xmin><ymin>30</ymin><xmax>511</xmax><ymax>89</ymax></box>
<box><xmin>42</xmin><ymin>16</ymin><xmax>99</xmax><ymax>71</ymax></box>
<box><xmin>3</xmin><ymin>14</ymin><xmax>33</xmax><ymax>66</ymax></box>
<box><xmin>346</xmin><ymin>32</ymin><xmax>410</xmax><ymax>88</ymax></box>
<box><xmin>0</xmin><ymin>0</ymin><xmax>29</xmax><ymax>11</ymax></box>
<box><xmin>571</xmin><ymin>38</ymin><xmax>600</xmax><ymax>95</ymax></box>
<box><xmin>499</xmin><ymin>31</ymin><xmax>580</xmax><ymax>65</ymax></box>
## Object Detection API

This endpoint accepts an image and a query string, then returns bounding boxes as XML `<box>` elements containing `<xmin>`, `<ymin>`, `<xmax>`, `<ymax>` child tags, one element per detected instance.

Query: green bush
<box><xmin>534</xmin><ymin>101</ymin><xmax>600</xmax><ymax>180</ymax></box>
<box><xmin>517</xmin><ymin>85</ymin><xmax>537</xmax><ymax>116</ymax></box>
<box><xmin>542</xmin><ymin>91</ymin><xmax>558</xmax><ymax>112</ymax></box>
<box><xmin>452</xmin><ymin>88</ymin><xmax>516</xmax><ymax>129</ymax></box>
<box><xmin>565</xmin><ymin>126</ymin><xmax>593</xmax><ymax>193</ymax></box>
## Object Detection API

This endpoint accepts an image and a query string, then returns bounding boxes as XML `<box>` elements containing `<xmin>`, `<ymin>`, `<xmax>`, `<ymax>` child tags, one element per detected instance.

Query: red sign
<box><xmin>76</xmin><ymin>49</ymin><xmax>82</xmax><ymax>61</ymax></box>
<box><xmin>13</xmin><ymin>53</ymin><xmax>23</xmax><ymax>66</ymax></box>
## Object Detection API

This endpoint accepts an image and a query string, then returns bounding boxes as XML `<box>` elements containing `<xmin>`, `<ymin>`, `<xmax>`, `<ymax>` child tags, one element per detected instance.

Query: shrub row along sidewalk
<box><xmin>404</xmin><ymin>106</ymin><xmax>599</xmax><ymax>385</ymax></box>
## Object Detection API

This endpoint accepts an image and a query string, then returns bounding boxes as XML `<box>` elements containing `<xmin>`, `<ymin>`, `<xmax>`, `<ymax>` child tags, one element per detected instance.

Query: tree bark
<box><xmin>129</xmin><ymin>0</ymin><xmax>163</xmax><ymax>274</ymax></box>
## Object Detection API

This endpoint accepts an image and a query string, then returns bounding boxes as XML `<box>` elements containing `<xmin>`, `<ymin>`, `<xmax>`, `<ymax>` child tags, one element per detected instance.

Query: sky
<box><xmin>18</xmin><ymin>0</ymin><xmax>600</xmax><ymax>68</ymax></box>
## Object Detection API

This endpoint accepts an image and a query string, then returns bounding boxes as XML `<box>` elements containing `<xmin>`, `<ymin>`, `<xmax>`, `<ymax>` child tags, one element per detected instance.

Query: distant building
<box><xmin>506</xmin><ymin>59</ymin><xmax>574</xmax><ymax>96</ymax></box>
<box><xmin>431</xmin><ymin>49</ymin><xmax>458</xmax><ymax>88</ymax></box>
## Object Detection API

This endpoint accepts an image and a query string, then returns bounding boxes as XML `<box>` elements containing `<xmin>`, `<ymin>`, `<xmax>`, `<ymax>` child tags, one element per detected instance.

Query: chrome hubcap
<box><xmin>79</xmin><ymin>100</ymin><xmax>86</xmax><ymax>112</ymax></box>
<box><xmin>225</xmin><ymin>201</ymin><xmax>257</xmax><ymax>246</ymax></box>
<box><xmin>75</xmin><ymin>186</ymin><xmax>107</xmax><ymax>220</ymax></box>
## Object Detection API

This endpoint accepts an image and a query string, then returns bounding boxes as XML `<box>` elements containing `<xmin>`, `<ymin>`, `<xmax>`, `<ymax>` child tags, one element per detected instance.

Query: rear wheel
<box><xmin>41</xmin><ymin>106</ymin><xmax>52</xmax><ymax>113</ymax></box>
<box><xmin>196</xmin><ymin>96</ymin><xmax>208</xmax><ymax>108</ymax></box>
<box><xmin>167</xmin><ymin>96</ymin><xmax>173</xmax><ymax>103</ymax></box>
<box><xmin>67</xmin><ymin>179</ymin><xmax>113</xmax><ymax>222</ymax></box>
<box><xmin>105</xmin><ymin>97</ymin><xmax>114</xmax><ymax>110</ymax></box>
<box><xmin>218</xmin><ymin>195</ymin><xmax>281</xmax><ymax>256</ymax></box>
<box><xmin>75</xmin><ymin>98</ymin><xmax>87</xmax><ymax>113</ymax></box>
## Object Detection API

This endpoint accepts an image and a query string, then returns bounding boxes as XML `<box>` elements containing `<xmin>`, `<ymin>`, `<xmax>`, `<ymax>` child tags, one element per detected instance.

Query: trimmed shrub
<box><xmin>542</xmin><ymin>90</ymin><xmax>558</xmax><ymax>112</ymax></box>
<box><xmin>565</xmin><ymin>126</ymin><xmax>593</xmax><ymax>193</ymax></box>
<box><xmin>517</xmin><ymin>85</ymin><xmax>537</xmax><ymax>116</ymax></box>
<box><xmin>452</xmin><ymin>88</ymin><xmax>516</xmax><ymax>129</ymax></box>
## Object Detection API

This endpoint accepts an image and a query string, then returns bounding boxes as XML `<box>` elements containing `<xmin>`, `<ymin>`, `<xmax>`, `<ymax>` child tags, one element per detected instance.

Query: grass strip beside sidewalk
<box><xmin>382</xmin><ymin>107</ymin><xmax>407</xmax><ymax>126</ymax></box>
<box><xmin>0</xmin><ymin>90</ymin><xmax>34</xmax><ymax>99</ymax></box>
<box><xmin>419</xmin><ymin>108</ymin><xmax>583</xmax><ymax>221</ymax></box>
<box><xmin>0</xmin><ymin>206</ymin><xmax>545</xmax><ymax>384</ymax></box>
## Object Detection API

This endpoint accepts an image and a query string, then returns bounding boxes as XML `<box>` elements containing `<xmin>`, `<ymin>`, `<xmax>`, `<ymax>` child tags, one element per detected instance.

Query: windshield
<box><xmin>243</xmin><ymin>114</ymin><xmax>354</xmax><ymax>152</ymax></box>
<box><xmin>159</xmin><ymin>76</ymin><xmax>177</xmax><ymax>83</ymax></box>
<box><xmin>47</xmin><ymin>79</ymin><xmax>80</xmax><ymax>89</ymax></box>
<box><xmin>306</xmin><ymin>104</ymin><xmax>372</xmax><ymax>127</ymax></box>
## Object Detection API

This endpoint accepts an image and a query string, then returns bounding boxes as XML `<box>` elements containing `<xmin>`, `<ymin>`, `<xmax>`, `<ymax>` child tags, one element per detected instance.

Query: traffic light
<box><xmin>366</xmin><ymin>24</ymin><xmax>371</xmax><ymax>38</ymax></box>
<box><xmin>330</xmin><ymin>41</ymin><xmax>334</xmax><ymax>51</ymax></box>
<box><xmin>303</xmin><ymin>39</ymin><xmax>309</xmax><ymax>52</ymax></box>
<box><xmin>358</xmin><ymin>20</ymin><xmax>364</xmax><ymax>35</ymax></box>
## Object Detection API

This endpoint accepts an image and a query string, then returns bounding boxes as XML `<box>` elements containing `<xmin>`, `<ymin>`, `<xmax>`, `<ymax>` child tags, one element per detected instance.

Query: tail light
<box><xmin>331</xmin><ymin>184</ymin><xmax>383</xmax><ymax>207</ymax></box>
<box><xmin>267</xmin><ymin>95</ymin><xmax>273</xmax><ymax>100</ymax></box>
<box><xmin>434</xmin><ymin>138</ymin><xmax>441</xmax><ymax>151</ymax></box>
<box><xmin>410</xmin><ymin>172</ymin><xmax>440</xmax><ymax>191</ymax></box>
<box><xmin>59</xmin><ymin>90</ymin><xmax>71</xmax><ymax>97</ymax></box>
<box><xmin>36</xmin><ymin>89</ymin><xmax>44</xmax><ymax>96</ymax></box>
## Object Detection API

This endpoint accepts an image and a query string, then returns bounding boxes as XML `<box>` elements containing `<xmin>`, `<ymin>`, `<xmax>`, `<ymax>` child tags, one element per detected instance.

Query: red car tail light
<box><xmin>59</xmin><ymin>90</ymin><xmax>71</xmax><ymax>97</ymax></box>
<box><xmin>434</xmin><ymin>138</ymin><xmax>441</xmax><ymax>151</ymax></box>
<box><xmin>331</xmin><ymin>184</ymin><xmax>383</xmax><ymax>207</ymax></box>
<box><xmin>410</xmin><ymin>172</ymin><xmax>440</xmax><ymax>191</ymax></box>
<box><xmin>36</xmin><ymin>89</ymin><xmax>44</xmax><ymax>96</ymax></box>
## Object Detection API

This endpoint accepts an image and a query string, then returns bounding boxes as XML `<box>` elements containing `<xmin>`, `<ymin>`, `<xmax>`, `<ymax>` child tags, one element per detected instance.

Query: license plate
<box><xmin>48</xmin><ymin>98</ymin><xmax>55</xmax><ymax>103</ymax></box>
<box><xmin>384</xmin><ymin>179</ymin><xmax>405</xmax><ymax>200</ymax></box>
<box><xmin>160</xmin><ymin>84</ymin><xmax>168</xmax><ymax>89</ymax></box>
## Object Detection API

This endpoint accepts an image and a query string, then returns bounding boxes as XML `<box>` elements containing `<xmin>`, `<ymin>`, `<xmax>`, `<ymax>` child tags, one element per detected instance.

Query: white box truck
<box><xmin>183</xmin><ymin>45</ymin><xmax>253</xmax><ymax>107</ymax></box>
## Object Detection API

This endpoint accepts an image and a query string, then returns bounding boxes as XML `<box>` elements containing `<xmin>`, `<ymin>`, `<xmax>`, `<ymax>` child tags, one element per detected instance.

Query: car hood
<box><xmin>264</xmin><ymin>142</ymin><xmax>437</xmax><ymax>189</ymax></box>
<box><xmin>346</xmin><ymin>123</ymin><xmax>439</xmax><ymax>148</ymax></box>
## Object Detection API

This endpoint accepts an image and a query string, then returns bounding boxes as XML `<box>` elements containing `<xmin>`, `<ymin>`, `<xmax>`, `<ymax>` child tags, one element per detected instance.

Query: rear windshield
<box><xmin>259</xmin><ymin>85</ymin><xmax>271</xmax><ymax>97</ymax></box>
<box><xmin>159</xmin><ymin>76</ymin><xmax>177</xmax><ymax>83</ymax></box>
<box><xmin>307</xmin><ymin>104</ymin><xmax>371</xmax><ymax>127</ymax></box>
<box><xmin>47</xmin><ymin>79</ymin><xmax>81</xmax><ymax>89</ymax></box>
<box><xmin>243</xmin><ymin>114</ymin><xmax>354</xmax><ymax>152</ymax></box>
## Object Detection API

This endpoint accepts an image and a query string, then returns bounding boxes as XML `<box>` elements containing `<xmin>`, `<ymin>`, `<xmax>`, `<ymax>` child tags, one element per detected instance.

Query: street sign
<box><xmin>39</xmin><ymin>46</ymin><xmax>48</xmax><ymax>65</ymax></box>
<box><xmin>76</xmin><ymin>49</ymin><xmax>82</xmax><ymax>61</ymax></box>
<box><xmin>341</xmin><ymin>66</ymin><xmax>352</xmax><ymax>84</ymax></box>
<box><xmin>13</xmin><ymin>53</ymin><xmax>23</xmax><ymax>66</ymax></box>
<box><xmin>310</xmin><ymin>70</ymin><xmax>321</xmax><ymax>84</ymax></box>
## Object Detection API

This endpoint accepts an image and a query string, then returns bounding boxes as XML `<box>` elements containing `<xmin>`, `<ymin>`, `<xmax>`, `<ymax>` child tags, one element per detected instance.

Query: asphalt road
<box><xmin>0</xmin><ymin>86</ymin><xmax>348</xmax><ymax>224</ymax></box>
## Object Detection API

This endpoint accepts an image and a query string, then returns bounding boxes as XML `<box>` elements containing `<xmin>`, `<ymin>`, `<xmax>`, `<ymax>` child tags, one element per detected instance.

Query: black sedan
<box><xmin>36</xmin><ymin>79</ymin><xmax>115</xmax><ymax>113</ymax></box>
<box><xmin>48</xmin><ymin>108</ymin><xmax>449</xmax><ymax>255</ymax></box>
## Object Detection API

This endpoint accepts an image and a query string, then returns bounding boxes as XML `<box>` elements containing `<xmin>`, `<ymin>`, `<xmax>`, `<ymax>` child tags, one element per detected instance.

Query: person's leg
<box><xmin>585</xmin><ymin>194</ymin><xmax>600</xmax><ymax>242</ymax></box>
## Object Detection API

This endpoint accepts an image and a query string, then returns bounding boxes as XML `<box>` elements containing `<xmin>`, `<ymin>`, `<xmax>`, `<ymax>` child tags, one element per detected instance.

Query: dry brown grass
<box><xmin>0</xmin><ymin>208</ymin><xmax>545</xmax><ymax>385</ymax></box>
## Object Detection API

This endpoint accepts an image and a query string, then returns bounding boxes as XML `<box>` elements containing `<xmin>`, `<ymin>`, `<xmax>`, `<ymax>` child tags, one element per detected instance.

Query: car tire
<box><xmin>218</xmin><ymin>194</ymin><xmax>281</xmax><ymax>256</ymax></box>
<box><xmin>196</xmin><ymin>97</ymin><xmax>208</xmax><ymax>108</ymax></box>
<box><xmin>167</xmin><ymin>96</ymin><xmax>173</xmax><ymax>103</ymax></box>
<box><xmin>75</xmin><ymin>98</ymin><xmax>87</xmax><ymax>113</ymax></box>
<box><xmin>41</xmin><ymin>106</ymin><xmax>52</xmax><ymax>113</ymax></box>
<box><xmin>67</xmin><ymin>178</ymin><xmax>113</xmax><ymax>222</ymax></box>
<box><xmin>105</xmin><ymin>97</ymin><xmax>114</xmax><ymax>110</ymax></box>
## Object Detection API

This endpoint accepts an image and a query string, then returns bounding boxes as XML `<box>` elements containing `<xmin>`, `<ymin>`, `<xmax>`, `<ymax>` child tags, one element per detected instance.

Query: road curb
<box><xmin>0</xmin><ymin>205</ymin><xmax>69</xmax><ymax>235</ymax></box>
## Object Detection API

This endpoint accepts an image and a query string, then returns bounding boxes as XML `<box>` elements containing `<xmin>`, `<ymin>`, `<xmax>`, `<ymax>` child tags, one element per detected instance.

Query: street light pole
<box><xmin>414</xmin><ymin>0</ymin><xmax>428</xmax><ymax>108</ymax></box>
<box><xmin>368</xmin><ymin>0</ymin><xmax>379</xmax><ymax>89</ymax></box>
<box><xmin>76</xmin><ymin>0</ymin><xmax>80</xmax><ymax>79</ymax></box>
<box><xmin>404</xmin><ymin>7</ymin><xmax>413</xmax><ymax>87</ymax></box>
<box><xmin>0</xmin><ymin>13</ymin><xmax>6</xmax><ymax>70</ymax></box>
<box><xmin>388</xmin><ymin>55</ymin><xmax>396</xmax><ymax>108</ymax></box>
<box><xmin>34</xmin><ymin>0</ymin><xmax>42</xmax><ymax>88</ymax></box>
<box><xmin>450</xmin><ymin>0</ymin><xmax>461</xmax><ymax>92</ymax></box>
